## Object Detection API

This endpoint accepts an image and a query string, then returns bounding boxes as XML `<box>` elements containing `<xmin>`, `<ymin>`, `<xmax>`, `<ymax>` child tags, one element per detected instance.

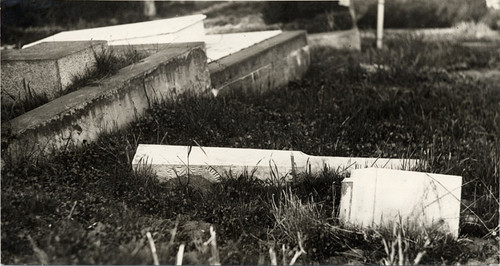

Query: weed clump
<box><xmin>1</xmin><ymin>79</ymin><xmax>50</xmax><ymax>122</ymax></box>
<box><xmin>64</xmin><ymin>48</ymin><xmax>144</xmax><ymax>94</ymax></box>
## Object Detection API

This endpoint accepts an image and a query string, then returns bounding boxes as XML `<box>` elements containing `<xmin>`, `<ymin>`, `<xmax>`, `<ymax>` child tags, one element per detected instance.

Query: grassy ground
<box><xmin>2</xmin><ymin>34</ymin><xmax>500</xmax><ymax>264</ymax></box>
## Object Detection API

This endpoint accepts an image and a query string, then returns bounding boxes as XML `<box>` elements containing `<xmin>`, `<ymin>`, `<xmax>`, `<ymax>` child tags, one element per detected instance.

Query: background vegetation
<box><xmin>355</xmin><ymin>0</ymin><xmax>494</xmax><ymax>29</ymax></box>
<box><xmin>2</xmin><ymin>0</ymin><xmax>499</xmax><ymax>47</ymax></box>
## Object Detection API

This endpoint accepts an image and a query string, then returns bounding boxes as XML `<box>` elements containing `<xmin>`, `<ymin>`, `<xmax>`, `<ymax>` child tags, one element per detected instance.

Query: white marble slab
<box><xmin>339</xmin><ymin>168</ymin><xmax>462</xmax><ymax>237</ymax></box>
<box><xmin>132</xmin><ymin>144</ymin><xmax>420</xmax><ymax>182</ymax></box>
<box><xmin>23</xmin><ymin>14</ymin><xmax>206</xmax><ymax>48</ymax></box>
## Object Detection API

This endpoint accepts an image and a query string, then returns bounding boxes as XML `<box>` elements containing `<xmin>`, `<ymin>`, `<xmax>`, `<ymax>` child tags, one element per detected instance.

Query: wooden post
<box><xmin>143</xmin><ymin>0</ymin><xmax>156</xmax><ymax>18</ymax></box>
<box><xmin>376</xmin><ymin>0</ymin><xmax>385</xmax><ymax>49</ymax></box>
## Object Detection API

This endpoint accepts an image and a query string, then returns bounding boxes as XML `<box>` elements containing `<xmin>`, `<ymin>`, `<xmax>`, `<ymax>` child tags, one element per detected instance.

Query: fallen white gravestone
<box><xmin>132</xmin><ymin>144</ymin><xmax>420</xmax><ymax>182</ymax></box>
<box><xmin>23</xmin><ymin>14</ymin><xmax>206</xmax><ymax>48</ymax></box>
<box><xmin>338</xmin><ymin>168</ymin><xmax>462</xmax><ymax>237</ymax></box>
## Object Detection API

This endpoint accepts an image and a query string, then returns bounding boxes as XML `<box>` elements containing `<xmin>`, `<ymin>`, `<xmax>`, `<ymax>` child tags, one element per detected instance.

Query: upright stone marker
<box><xmin>1</xmin><ymin>41</ymin><xmax>107</xmax><ymax>105</ymax></box>
<box><xmin>339</xmin><ymin>168</ymin><xmax>462</xmax><ymax>237</ymax></box>
<box><xmin>132</xmin><ymin>144</ymin><xmax>420</xmax><ymax>182</ymax></box>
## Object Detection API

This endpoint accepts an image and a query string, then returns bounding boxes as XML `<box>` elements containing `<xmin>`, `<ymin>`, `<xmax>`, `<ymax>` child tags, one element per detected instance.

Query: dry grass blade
<box><xmin>203</xmin><ymin>226</ymin><xmax>221</xmax><ymax>265</ymax></box>
<box><xmin>169</xmin><ymin>216</ymin><xmax>180</xmax><ymax>246</ymax></box>
<box><xmin>176</xmin><ymin>244</ymin><xmax>185</xmax><ymax>265</ymax></box>
<box><xmin>27</xmin><ymin>235</ymin><xmax>49</xmax><ymax>265</ymax></box>
<box><xmin>146</xmin><ymin>232</ymin><xmax>159</xmax><ymax>265</ymax></box>
<box><xmin>289</xmin><ymin>232</ymin><xmax>306</xmax><ymax>265</ymax></box>
<box><xmin>67</xmin><ymin>200</ymin><xmax>77</xmax><ymax>220</ymax></box>
<box><xmin>269</xmin><ymin>246</ymin><xmax>277</xmax><ymax>265</ymax></box>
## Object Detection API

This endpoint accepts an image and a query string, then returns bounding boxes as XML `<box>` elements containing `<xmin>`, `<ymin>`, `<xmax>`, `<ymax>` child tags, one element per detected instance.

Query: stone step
<box><xmin>339</xmin><ymin>168</ymin><xmax>462</xmax><ymax>237</ymax></box>
<box><xmin>1</xmin><ymin>41</ymin><xmax>107</xmax><ymax>106</ymax></box>
<box><xmin>132</xmin><ymin>144</ymin><xmax>420</xmax><ymax>182</ymax></box>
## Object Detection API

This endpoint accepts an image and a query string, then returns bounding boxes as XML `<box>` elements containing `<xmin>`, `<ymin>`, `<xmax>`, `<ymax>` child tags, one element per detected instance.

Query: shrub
<box><xmin>262</xmin><ymin>2</ymin><xmax>353</xmax><ymax>32</ymax></box>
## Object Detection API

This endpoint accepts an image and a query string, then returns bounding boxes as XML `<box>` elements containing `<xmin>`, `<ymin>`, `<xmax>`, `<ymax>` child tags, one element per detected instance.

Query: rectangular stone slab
<box><xmin>339</xmin><ymin>168</ymin><xmax>462</xmax><ymax>237</ymax></box>
<box><xmin>23</xmin><ymin>14</ymin><xmax>206</xmax><ymax>48</ymax></box>
<box><xmin>132</xmin><ymin>144</ymin><xmax>420</xmax><ymax>182</ymax></box>
<box><xmin>1</xmin><ymin>41</ymin><xmax>107</xmax><ymax>105</ymax></box>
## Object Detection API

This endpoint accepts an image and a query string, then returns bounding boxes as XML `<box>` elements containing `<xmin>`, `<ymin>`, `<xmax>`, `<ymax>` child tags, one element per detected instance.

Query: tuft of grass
<box><xmin>1</xmin><ymin>79</ymin><xmax>50</xmax><ymax>122</ymax></box>
<box><xmin>64</xmin><ymin>47</ymin><xmax>144</xmax><ymax>94</ymax></box>
<box><xmin>270</xmin><ymin>188</ymin><xmax>322</xmax><ymax>244</ymax></box>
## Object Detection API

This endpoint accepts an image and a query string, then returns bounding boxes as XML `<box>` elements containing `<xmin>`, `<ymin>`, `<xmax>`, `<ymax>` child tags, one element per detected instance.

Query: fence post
<box><xmin>376</xmin><ymin>0</ymin><xmax>385</xmax><ymax>49</ymax></box>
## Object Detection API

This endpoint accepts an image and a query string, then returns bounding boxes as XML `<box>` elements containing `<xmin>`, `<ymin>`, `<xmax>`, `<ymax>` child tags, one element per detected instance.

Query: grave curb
<box><xmin>2</xmin><ymin>43</ymin><xmax>210</xmax><ymax>164</ymax></box>
<box><xmin>209</xmin><ymin>31</ymin><xmax>310</xmax><ymax>94</ymax></box>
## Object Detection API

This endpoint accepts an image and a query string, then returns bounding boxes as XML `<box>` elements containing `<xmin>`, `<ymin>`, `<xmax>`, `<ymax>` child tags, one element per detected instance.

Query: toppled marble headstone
<box><xmin>132</xmin><ymin>144</ymin><xmax>420</xmax><ymax>182</ymax></box>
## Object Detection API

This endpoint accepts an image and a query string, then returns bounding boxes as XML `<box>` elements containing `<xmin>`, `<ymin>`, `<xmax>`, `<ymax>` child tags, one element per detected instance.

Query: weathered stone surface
<box><xmin>110</xmin><ymin>42</ymin><xmax>206</xmax><ymax>59</ymax></box>
<box><xmin>132</xmin><ymin>144</ymin><xmax>420</xmax><ymax>182</ymax></box>
<box><xmin>1</xmin><ymin>41</ymin><xmax>107</xmax><ymax>105</ymax></box>
<box><xmin>23</xmin><ymin>14</ymin><xmax>206</xmax><ymax>48</ymax></box>
<box><xmin>204</xmin><ymin>30</ymin><xmax>282</xmax><ymax>62</ymax></box>
<box><xmin>2</xmin><ymin>43</ymin><xmax>210</xmax><ymax>163</ymax></box>
<box><xmin>209</xmin><ymin>31</ymin><xmax>310</xmax><ymax>95</ymax></box>
<box><xmin>339</xmin><ymin>168</ymin><xmax>462</xmax><ymax>237</ymax></box>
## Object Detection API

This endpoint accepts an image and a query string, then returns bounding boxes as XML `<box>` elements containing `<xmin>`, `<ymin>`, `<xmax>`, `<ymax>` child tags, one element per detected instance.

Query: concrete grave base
<box><xmin>209</xmin><ymin>31</ymin><xmax>310</xmax><ymax>96</ymax></box>
<box><xmin>3</xmin><ymin>12</ymin><xmax>313</xmax><ymax>164</ymax></box>
<box><xmin>339</xmin><ymin>168</ymin><xmax>462</xmax><ymax>237</ymax></box>
<box><xmin>1</xmin><ymin>41</ymin><xmax>107</xmax><ymax>106</ymax></box>
<box><xmin>2</xmin><ymin>43</ymin><xmax>210</xmax><ymax>163</ymax></box>
<box><xmin>101</xmin><ymin>30</ymin><xmax>306</xmax><ymax>97</ymax></box>
<box><xmin>132</xmin><ymin>144</ymin><xmax>420</xmax><ymax>182</ymax></box>
<box><xmin>110</xmin><ymin>42</ymin><xmax>207</xmax><ymax>59</ymax></box>
<box><xmin>204</xmin><ymin>30</ymin><xmax>282</xmax><ymax>62</ymax></box>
